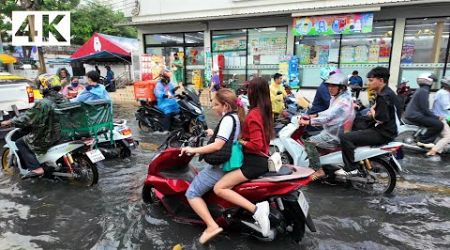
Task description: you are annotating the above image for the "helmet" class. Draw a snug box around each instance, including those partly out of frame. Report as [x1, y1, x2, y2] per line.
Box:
[37, 73, 62, 91]
[320, 65, 337, 81]
[324, 72, 348, 86]
[440, 76, 450, 87]
[159, 71, 171, 83]
[417, 73, 437, 86]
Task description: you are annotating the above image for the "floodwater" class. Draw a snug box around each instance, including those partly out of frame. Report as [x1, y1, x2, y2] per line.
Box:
[0, 104, 449, 250]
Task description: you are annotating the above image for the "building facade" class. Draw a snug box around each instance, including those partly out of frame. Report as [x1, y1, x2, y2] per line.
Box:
[129, 0, 450, 91]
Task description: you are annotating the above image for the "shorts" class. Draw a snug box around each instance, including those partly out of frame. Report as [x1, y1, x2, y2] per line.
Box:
[185, 165, 224, 199]
[241, 153, 268, 180]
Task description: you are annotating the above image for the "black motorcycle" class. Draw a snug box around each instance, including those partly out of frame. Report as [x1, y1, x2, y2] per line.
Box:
[135, 88, 207, 137]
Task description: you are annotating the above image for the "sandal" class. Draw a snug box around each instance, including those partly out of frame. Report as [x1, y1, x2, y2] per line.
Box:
[310, 169, 326, 181]
[199, 227, 223, 244]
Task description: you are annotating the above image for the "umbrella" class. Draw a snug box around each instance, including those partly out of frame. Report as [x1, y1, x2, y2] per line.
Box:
[0, 54, 17, 64]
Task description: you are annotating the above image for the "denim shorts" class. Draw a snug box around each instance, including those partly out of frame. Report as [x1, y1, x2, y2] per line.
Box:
[185, 165, 224, 199]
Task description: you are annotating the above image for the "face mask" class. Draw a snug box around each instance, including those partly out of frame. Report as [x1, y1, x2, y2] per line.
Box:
[71, 81, 79, 88]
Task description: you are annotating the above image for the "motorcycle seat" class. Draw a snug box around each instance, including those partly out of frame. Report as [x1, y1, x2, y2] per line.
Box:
[261, 165, 293, 177]
[254, 165, 314, 183]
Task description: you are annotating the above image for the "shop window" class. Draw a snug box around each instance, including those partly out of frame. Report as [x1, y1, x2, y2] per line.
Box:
[185, 32, 204, 44]
[186, 46, 205, 88]
[400, 17, 450, 88]
[145, 34, 184, 46]
[340, 20, 394, 85]
[212, 29, 248, 86]
[295, 35, 340, 87]
[247, 27, 287, 80]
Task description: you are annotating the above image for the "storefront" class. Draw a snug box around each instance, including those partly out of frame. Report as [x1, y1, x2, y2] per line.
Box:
[400, 17, 450, 89]
[133, 1, 450, 92]
[142, 32, 205, 88]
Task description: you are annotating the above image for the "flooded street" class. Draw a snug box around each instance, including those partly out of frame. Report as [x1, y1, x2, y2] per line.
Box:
[1, 104, 449, 250]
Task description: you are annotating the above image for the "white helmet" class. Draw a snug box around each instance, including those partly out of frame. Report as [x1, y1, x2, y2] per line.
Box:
[325, 72, 348, 86]
[440, 76, 450, 87]
[417, 73, 437, 86]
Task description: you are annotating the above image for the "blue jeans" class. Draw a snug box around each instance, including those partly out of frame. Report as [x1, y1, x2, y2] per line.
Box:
[185, 165, 224, 199]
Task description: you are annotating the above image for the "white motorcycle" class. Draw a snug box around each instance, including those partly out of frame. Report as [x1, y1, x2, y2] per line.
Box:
[96, 119, 138, 159]
[270, 116, 403, 194]
[1, 128, 103, 186]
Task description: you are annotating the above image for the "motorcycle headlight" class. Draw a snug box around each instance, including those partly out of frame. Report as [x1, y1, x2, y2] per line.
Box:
[193, 106, 202, 115]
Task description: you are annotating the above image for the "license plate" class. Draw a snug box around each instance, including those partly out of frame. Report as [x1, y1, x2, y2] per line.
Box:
[86, 149, 105, 163]
[297, 191, 309, 217]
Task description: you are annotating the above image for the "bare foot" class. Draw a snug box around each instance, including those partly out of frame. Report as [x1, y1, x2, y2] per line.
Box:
[426, 150, 437, 156]
[32, 167, 44, 175]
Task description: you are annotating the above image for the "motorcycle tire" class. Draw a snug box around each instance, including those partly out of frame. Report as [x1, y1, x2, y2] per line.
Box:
[138, 121, 154, 133]
[352, 157, 396, 195]
[71, 154, 99, 187]
[142, 184, 158, 204]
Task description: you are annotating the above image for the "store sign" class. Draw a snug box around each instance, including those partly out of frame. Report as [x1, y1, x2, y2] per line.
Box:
[292, 12, 373, 36]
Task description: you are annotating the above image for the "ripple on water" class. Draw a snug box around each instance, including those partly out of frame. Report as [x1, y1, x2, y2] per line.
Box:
[0, 232, 58, 250]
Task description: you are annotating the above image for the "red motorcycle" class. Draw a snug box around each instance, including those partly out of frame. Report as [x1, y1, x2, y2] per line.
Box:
[142, 133, 316, 242]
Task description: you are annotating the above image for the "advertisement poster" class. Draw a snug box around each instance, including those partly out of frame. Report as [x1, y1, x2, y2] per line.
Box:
[278, 55, 289, 77]
[317, 46, 330, 64]
[401, 44, 415, 64]
[378, 40, 391, 63]
[368, 44, 380, 63]
[140, 54, 165, 81]
[340, 46, 355, 64]
[204, 50, 212, 88]
[297, 44, 311, 64]
[293, 12, 373, 36]
[288, 56, 300, 88]
[212, 36, 246, 52]
[354, 45, 369, 63]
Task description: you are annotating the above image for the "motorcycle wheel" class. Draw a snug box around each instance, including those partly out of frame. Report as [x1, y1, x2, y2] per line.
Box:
[351, 157, 396, 195]
[142, 184, 158, 204]
[138, 121, 153, 133]
[1, 149, 14, 176]
[71, 155, 99, 187]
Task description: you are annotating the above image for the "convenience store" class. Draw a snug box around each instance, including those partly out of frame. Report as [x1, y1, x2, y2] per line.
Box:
[130, 0, 450, 91]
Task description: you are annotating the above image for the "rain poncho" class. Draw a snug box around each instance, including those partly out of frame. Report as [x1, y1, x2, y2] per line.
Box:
[310, 90, 355, 141]
[12, 91, 68, 154]
[270, 82, 287, 114]
[72, 84, 111, 102]
[154, 80, 180, 115]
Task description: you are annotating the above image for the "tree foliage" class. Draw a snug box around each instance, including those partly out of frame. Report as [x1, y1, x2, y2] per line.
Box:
[0, 0, 137, 45]
[71, 2, 137, 45]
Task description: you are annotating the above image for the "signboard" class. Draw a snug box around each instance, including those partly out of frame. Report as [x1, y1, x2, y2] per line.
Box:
[293, 13, 373, 36]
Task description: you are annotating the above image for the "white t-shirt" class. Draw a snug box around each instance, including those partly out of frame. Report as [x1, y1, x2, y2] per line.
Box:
[216, 113, 240, 142]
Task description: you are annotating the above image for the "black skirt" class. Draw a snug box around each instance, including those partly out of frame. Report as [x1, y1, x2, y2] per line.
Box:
[241, 153, 268, 179]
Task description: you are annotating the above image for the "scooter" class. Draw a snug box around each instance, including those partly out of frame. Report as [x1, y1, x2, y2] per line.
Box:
[96, 119, 138, 159]
[135, 89, 207, 135]
[270, 115, 403, 194]
[396, 119, 450, 154]
[1, 128, 102, 186]
[142, 132, 317, 242]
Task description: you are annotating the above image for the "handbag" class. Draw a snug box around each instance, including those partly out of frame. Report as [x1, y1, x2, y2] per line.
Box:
[201, 112, 237, 166]
[260, 151, 283, 172]
[222, 141, 244, 172]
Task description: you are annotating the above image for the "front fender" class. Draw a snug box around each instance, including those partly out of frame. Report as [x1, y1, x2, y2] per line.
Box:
[270, 138, 285, 153]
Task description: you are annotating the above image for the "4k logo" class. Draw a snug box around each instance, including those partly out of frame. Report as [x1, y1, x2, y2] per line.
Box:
[12, 11, 70, 46]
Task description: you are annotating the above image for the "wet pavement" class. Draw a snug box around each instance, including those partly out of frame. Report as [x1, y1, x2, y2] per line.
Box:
[0, 104, 449, 250]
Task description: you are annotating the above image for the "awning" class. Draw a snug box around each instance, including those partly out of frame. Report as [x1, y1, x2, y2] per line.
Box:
[70, 33, 138, 64]
[0, 54, 17, 64]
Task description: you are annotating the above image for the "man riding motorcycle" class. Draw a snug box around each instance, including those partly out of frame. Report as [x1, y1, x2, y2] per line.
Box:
[308, 65, 337, 115]
[0, 75, 67, 179]
[404, 73, 443, 144]
[154, 71, 180, 131]
[299, 72, 355, 179]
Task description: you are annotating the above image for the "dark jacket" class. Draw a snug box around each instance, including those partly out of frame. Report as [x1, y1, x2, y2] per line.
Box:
[404, 85, 437, 121]
[373, 86, 401, 139]
[308, 81, 331, 115]
[12, 91, 68, 154]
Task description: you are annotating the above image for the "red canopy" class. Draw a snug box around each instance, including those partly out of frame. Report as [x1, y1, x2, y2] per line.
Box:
[70, 33, 138, 63]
